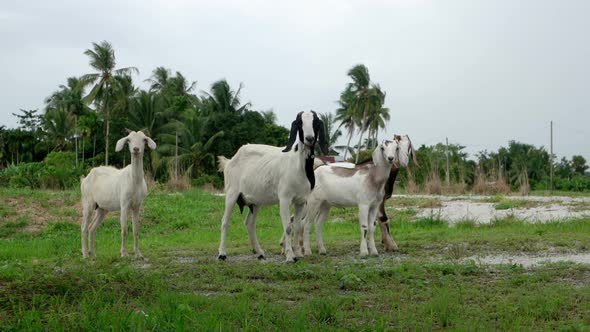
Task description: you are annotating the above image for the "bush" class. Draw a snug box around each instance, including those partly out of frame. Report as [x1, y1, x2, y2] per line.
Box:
[0, 152, 82, 189]
[554, 176, 590, 192]
[192, 174, 223, 189]
[40, 152, 82, 189]
[1, 162, 45, 188]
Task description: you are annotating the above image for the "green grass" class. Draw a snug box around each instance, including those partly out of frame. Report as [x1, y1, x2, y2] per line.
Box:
[1, 188, 590, 330]
[391, 196, 442, 209]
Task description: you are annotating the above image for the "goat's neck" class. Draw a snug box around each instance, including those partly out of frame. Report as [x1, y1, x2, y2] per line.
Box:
[293, 141, 316, 189]
[130, 154, 145, 184]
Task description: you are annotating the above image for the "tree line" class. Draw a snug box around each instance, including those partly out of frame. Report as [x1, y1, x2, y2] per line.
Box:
[0, 41, 588, 192]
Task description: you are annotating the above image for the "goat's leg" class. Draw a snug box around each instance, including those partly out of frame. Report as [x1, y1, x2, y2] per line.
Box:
[302, 218, 312, 256]
[131, 207, 143, 259]
[301, 196, 318, 255]
[81, 202, 93, 258]
[315, 204, 331, 256]
[244, 205, 265, 259]
[380, 221, 398, 252]
[88, 208, 107, 258]
[302, 198, 321, 255]
[292, 203, 305, 258]
[218, 192, 239, 260]
[368, 207, 379, 256]
[378, 199, 398, 251]
[119, 208, 129, 257]
[358, 205, 370, 257]
[279, 199, 296, 263]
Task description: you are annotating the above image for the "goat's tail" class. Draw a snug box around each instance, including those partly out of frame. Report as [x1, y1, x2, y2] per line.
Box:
[217, 156, 229, 173]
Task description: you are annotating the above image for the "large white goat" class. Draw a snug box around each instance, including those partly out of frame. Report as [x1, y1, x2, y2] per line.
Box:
[217, 110, 327, 262]
[80, 131, 156, 258]
[300, 136, 414, 256]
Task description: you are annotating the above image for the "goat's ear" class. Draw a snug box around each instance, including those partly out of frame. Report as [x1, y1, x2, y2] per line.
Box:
[283, 113, 302, 152]
[115, 137, 128, 152]
[406, 135, 419, 167]
[282, 120, 299, 152]
[145, 137, 157, 150]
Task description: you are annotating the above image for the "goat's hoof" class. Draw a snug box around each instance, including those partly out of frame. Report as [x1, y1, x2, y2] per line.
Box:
[218, 255, 227, 261]
[285, 257, 297, 263]
[319, 252, 327, 256]
[257, 254, 266, 260]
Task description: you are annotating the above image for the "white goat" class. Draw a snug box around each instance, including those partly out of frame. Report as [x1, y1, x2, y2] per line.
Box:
[80, 131, 157, 258]
[300, 136, 413, 256]
[217, 110, 327, 262]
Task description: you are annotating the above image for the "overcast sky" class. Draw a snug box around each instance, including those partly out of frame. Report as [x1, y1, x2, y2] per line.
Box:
[1, 0, 589, 161]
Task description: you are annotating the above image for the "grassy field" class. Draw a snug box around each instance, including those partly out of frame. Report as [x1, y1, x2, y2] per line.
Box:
[1, 188, 590, 331]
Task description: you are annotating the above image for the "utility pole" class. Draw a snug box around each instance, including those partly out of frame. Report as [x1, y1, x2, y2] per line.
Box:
[445, 137, 450, 186]
[550, 121, 554, 195]
[175, 131, 179, 180]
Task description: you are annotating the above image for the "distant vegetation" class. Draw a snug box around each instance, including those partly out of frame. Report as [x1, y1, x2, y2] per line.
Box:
[0, 41, 588, 192]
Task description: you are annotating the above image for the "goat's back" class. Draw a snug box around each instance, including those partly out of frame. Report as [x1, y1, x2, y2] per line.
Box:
[222, 144, 304, 205]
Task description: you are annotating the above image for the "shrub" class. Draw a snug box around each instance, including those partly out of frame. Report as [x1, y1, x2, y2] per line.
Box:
[192, 174, 223, 189]
[2, 162, 45, 188]
[41, 151, 82, 189]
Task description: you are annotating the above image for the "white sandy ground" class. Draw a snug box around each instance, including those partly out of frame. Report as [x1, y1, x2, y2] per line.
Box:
[389, 194, 590, 225]
[463, 253, 590, 268]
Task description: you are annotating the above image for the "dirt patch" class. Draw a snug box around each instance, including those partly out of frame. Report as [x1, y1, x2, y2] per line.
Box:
[388, 195, 590, 224]
[1, 195, 84, 234]
[465, 252, 590, 268]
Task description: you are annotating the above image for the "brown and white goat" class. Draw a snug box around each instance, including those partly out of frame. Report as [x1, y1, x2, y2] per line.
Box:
[300, 135, 415, 256]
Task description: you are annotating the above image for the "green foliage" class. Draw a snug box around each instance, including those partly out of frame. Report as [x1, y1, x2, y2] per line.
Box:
[1, 162, 44, 188]
[0, 152, 81, 189]
[41, 152, 82, 189]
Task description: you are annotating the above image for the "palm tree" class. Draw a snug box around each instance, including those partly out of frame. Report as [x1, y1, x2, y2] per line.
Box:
[335, 89, 360, 159]
[127, 91, 165, 174]
[337, 65, 389, 161]
[112, 74, 137, 117]
[158, 108, 224, 178]
[260, 110, 277, 124]
[80, 41, 138, 165]
[146, 67, 171, 93]
[365, 85, 389, 148]
[319, 112, 342, 155]
[45, 77, 90, 166]
[201, 79, 251, 114]
[44, 107, 74, 151]
[167, 71, 197, 97]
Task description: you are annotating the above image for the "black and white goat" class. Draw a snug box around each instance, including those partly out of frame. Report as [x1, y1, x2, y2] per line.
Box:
[217, 110, 327, 262]
[300, 135, 415, 256]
